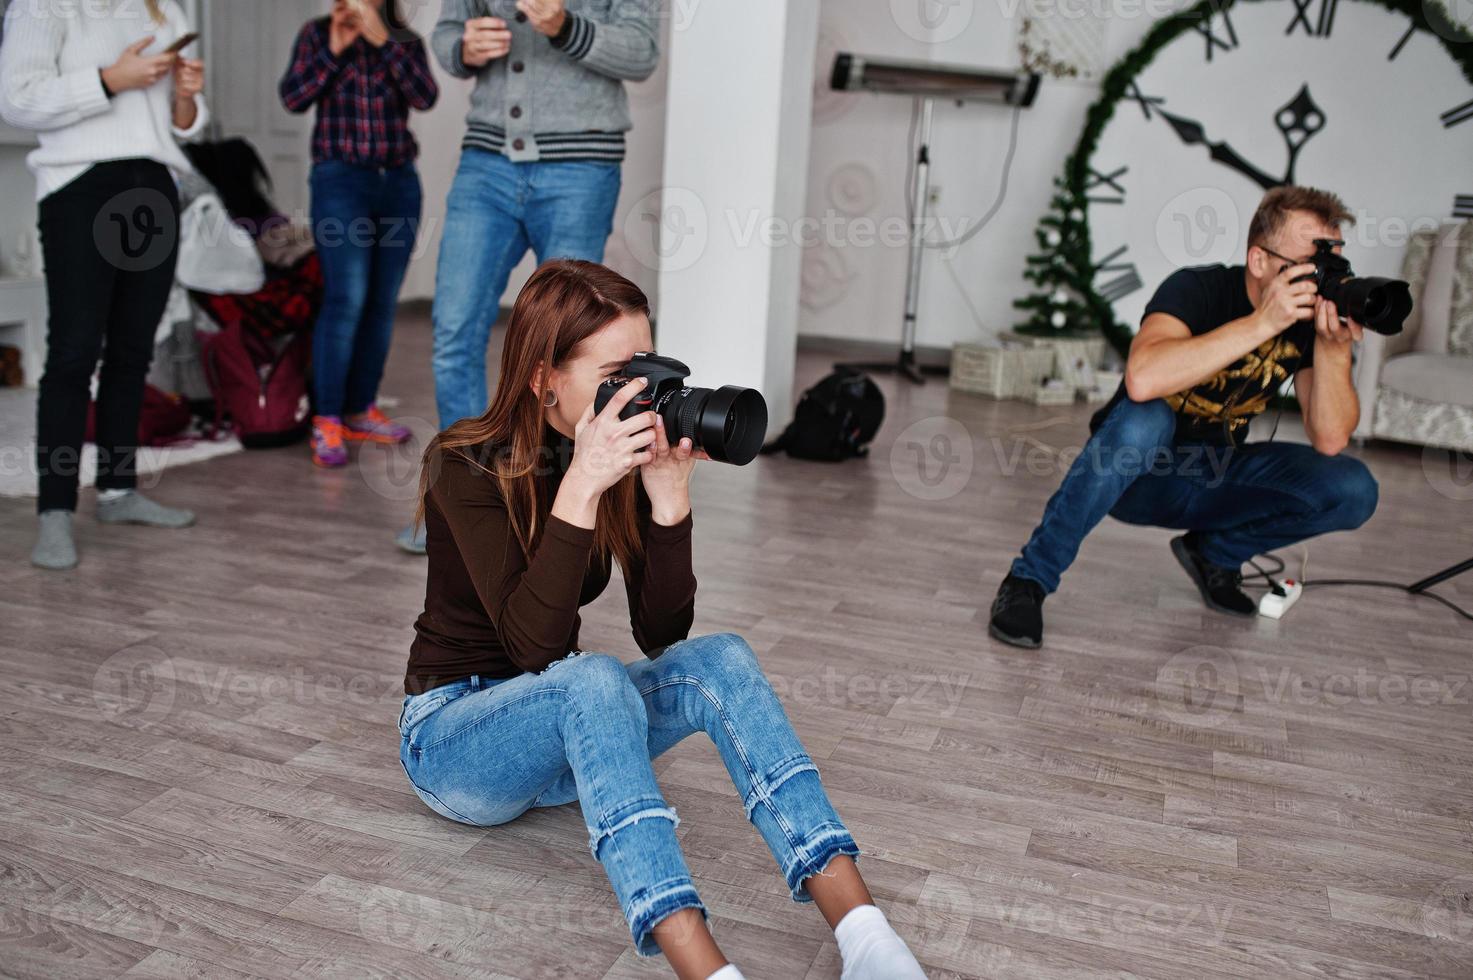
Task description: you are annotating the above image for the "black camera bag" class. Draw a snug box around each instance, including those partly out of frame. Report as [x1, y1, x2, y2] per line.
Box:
[760, 368, 884, 462]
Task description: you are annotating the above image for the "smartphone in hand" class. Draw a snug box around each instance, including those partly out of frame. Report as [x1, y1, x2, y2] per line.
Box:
[163, 32, 199, 55]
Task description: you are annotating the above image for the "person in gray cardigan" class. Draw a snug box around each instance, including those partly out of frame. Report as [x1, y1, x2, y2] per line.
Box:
[396, 0, 657, 554]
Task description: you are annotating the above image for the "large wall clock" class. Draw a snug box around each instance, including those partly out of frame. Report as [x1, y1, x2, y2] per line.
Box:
[1070, 0, 1473, 357]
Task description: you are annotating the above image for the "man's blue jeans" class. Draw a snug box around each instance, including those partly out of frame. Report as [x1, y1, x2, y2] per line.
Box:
[1012, 398, 1380, 593]
[308, 160, 423, 418]
[431, 149, 621, 427]
[398, 633, 859, 956]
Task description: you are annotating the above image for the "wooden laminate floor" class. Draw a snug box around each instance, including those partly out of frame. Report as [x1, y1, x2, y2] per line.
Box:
[2, 310, 1471, 979]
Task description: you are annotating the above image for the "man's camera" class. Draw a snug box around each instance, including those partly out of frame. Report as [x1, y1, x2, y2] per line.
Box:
[593, 352, 769, 466]
[1296, 238, 1412, 336]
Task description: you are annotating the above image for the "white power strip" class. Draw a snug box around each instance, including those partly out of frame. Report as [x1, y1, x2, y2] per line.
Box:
[1258, 578, 1305, 619]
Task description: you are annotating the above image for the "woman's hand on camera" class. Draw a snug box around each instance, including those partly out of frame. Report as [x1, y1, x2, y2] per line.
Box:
[640, 418, 708, 526]
[553, 378, 657, 529]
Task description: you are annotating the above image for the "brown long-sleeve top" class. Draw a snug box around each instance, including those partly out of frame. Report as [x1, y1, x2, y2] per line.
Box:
[405, 425, 697, 695]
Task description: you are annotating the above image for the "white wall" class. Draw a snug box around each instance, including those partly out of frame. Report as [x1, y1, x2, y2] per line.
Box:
[798, 0, 1471, 351]
[797, 0, 1181, 350]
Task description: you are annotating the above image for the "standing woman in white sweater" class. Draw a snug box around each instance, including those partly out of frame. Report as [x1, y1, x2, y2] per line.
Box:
[1, 0, 209, 569]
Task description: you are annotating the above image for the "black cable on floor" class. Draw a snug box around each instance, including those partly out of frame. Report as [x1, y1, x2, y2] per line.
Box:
[1300, 579, 1473, 622]
[1243, 553, 1472, 622]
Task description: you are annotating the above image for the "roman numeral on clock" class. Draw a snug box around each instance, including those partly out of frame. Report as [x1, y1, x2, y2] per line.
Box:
[1086, 165, 1127, 204]
[1455, 195, 1473, 220]
[1126, 81, 1164, 121]
[1193, 5, 1238, 61]
[1388, 23, 1415, 60]
[1287, 0, 1337, 37]
[1442, 99, 1473, 129]
[1095, 245, 1143, 302]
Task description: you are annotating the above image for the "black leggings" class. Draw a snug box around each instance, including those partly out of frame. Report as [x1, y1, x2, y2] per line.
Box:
[36, 159, 180, 513]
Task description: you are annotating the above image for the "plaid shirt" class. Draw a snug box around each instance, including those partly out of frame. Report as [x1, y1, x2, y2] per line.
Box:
[279, 19, 438, 168]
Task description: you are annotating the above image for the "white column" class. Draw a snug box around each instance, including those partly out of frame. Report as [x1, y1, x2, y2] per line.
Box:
[652, 0, 820, 430]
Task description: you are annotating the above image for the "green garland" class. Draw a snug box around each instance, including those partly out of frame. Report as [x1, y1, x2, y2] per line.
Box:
[1036, 0, 1473, 358]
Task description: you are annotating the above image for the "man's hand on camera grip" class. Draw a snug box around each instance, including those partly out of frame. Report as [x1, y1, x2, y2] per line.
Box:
[1256, 262, 1318, 335]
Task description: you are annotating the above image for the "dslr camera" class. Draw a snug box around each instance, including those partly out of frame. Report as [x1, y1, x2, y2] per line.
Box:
[1297, 238, 1413, 336]
[593, 352, 769, 466]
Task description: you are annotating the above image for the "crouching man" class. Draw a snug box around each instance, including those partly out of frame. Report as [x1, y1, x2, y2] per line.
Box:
[989, 186, 1379, 648]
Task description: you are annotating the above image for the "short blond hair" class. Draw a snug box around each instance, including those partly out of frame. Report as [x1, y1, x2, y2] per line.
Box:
[1247, 186, 1354, 248]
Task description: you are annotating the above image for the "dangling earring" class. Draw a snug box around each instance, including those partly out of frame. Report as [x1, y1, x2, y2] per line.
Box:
[542, 388, 558, 408]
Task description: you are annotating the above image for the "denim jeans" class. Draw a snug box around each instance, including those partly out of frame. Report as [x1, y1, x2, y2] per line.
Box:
[309, 160, 423, 418]
[1012, 397, 1379, 593]
[397, 632, 859, 956]
[430, 149, 620, 427]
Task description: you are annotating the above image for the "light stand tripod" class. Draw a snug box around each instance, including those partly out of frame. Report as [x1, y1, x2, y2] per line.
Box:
[836, 97, 948, 384]
[826, 55, 1040, 385]
[1408, 557, 1473, 595]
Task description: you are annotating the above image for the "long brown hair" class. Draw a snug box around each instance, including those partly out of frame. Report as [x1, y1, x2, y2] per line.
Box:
[416, 260, 648, 571]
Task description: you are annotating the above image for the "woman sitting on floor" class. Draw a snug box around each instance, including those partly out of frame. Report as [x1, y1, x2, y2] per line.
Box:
[397, 260, 925, 980]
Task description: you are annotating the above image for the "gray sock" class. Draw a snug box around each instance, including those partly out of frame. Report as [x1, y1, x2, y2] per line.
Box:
[31, 510, 78, 570]
[96, 490, 196, 528]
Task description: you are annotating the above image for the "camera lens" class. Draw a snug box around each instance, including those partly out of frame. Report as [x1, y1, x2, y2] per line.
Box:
[667, 385, 767, 465]
[699, 386, 768, 465]
[1333, 275, 1413, 336]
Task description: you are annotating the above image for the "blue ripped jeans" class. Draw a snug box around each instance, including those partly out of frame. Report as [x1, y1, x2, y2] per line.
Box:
[397, 632, 859, 956]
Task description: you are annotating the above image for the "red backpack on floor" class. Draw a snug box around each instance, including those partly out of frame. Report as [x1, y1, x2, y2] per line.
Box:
[200, 321, 311, 448]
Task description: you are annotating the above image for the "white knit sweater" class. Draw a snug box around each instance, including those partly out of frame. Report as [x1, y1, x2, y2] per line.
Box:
[0, 0, 210, 201]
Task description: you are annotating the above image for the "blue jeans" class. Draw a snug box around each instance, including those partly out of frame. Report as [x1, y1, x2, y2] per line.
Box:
[1012, 397, 1379, 593]
[309, 160, 423, 418]
[431, 149, 621, 427]
[397, 633, 859, 956]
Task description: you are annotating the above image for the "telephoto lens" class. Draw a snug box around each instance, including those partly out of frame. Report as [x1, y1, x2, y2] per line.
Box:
[1305, 238, 1413, 336]
[593, 353, 769, 465]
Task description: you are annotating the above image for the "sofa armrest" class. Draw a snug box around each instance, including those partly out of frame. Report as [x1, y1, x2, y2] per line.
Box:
[1352, 333, 1388, 440]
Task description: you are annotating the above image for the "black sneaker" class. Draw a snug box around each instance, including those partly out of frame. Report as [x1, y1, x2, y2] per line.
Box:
[989, 573, 1046, 648]
[1170, 534, 1257, 616]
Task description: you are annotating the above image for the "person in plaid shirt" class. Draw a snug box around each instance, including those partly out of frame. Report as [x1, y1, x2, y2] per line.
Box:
[280, 0, 438, 467]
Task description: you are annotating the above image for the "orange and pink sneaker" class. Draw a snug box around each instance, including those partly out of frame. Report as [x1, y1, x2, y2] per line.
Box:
[311, 415, 349, 467]
[344, 404, 412, 444]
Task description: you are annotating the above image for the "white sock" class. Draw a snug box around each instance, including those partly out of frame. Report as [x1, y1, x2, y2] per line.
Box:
[97, 489, 131, 502]
[835, 904, 926, 980]
[705, 965, 745, 980]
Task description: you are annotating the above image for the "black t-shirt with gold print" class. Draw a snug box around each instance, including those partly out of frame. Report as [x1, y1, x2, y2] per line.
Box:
[1090, 263, 1315, 446]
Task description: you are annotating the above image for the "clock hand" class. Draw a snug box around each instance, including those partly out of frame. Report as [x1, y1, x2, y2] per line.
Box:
[1275, 84, 1326, 184]
[1156, 108, 1282, 190]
